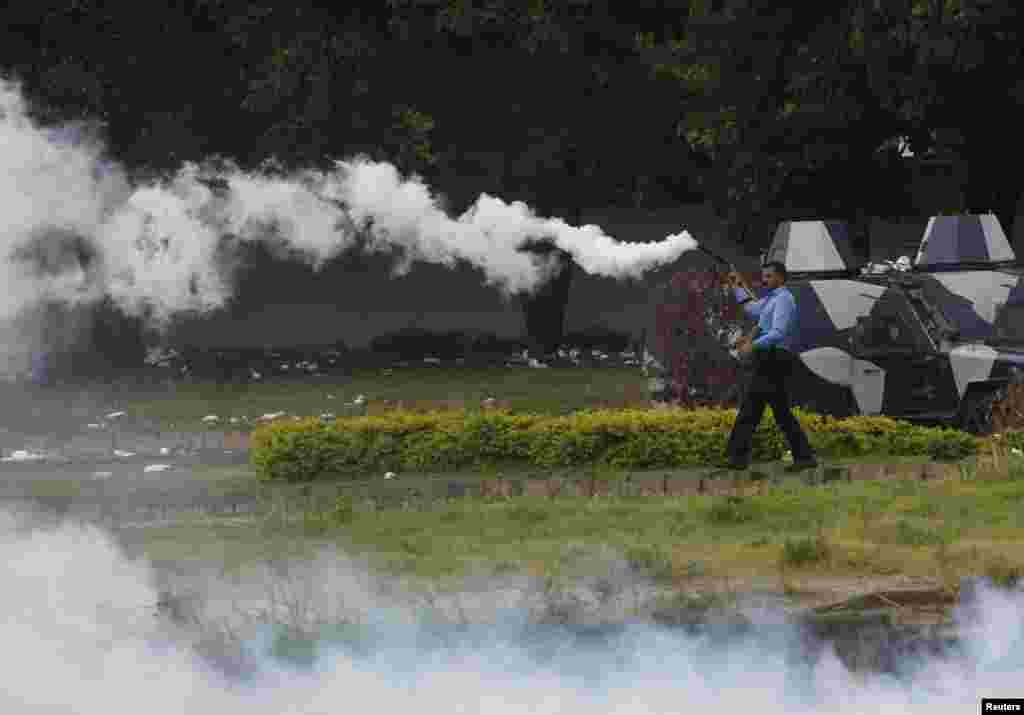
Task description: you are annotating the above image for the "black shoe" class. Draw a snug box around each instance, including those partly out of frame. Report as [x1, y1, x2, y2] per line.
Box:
[784, 460, 818, 473]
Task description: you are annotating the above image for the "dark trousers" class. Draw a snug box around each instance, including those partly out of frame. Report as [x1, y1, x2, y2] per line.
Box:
[726, 348, 815, 465]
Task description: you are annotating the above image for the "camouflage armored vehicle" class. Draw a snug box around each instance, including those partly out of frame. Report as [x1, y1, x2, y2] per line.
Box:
[653, 214, 1024, 435]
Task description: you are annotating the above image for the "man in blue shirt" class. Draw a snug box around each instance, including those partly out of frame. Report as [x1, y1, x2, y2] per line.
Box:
[721, 261, 817, 472]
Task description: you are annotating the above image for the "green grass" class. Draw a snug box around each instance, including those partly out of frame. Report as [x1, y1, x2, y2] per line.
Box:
[113, 367, 649, 430]
[122, 458, 1024, 597]
[781, 534, 830, 566]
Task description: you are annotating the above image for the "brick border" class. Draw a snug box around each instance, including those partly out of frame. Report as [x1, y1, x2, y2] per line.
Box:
[433, 461, 975, 502]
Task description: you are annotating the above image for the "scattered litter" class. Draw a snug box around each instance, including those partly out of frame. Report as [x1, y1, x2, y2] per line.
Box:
[384, 471, 396, 480]
[114, 450, 136, 458]
[86, 423, 103, 429]
[202, 415, 220, 423]
[229, 417, 239, 424]
[320, 413, 336, 420]
[144, 464, 172, 473]
[1013, 448, 1023, 456]
[159, 447, 170, 456]
[354, 395, 366, 405]
[2, 450, 46, 462]
[258, 412, 286, 421]
[106, 411, 126, 420]
[92, 471, 113, 479]
[326, 394, 335, 400]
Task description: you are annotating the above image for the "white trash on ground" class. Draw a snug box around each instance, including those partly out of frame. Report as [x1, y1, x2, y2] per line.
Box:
[2, 450, 46, 462]
[144, 464, 172, 473]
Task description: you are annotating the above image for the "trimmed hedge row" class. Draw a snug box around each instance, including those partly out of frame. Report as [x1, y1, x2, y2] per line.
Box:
[250, 407, 982, 483]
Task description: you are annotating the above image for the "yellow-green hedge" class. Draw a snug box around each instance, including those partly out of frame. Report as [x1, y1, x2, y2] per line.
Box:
[249, 407, 981, 482]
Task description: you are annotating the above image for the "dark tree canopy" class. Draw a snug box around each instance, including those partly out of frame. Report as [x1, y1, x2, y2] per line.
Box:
[3, 0, 1024, 354]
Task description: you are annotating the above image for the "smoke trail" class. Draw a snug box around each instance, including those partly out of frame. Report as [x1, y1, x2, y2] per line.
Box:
[1, 505, 1023, 714]
[0, 78, 697, 339]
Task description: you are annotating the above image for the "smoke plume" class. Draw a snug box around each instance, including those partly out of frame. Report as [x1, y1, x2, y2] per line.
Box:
[0, 78, 697, 347]
[1, 505, 1023, 714]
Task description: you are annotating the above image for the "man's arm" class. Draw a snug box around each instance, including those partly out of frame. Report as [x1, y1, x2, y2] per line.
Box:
[734, 286, 766, 318]
[752, 291, 795, 349]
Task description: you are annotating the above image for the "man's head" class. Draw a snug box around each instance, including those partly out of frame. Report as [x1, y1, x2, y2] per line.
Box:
[761, 261, 787, 290]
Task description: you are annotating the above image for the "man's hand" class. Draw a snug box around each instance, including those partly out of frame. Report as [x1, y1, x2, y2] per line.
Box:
[729, 271, 755, 298]
[737, 336, 754, 356]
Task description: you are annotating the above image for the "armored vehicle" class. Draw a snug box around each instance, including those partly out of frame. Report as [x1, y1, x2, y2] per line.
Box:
[654, 214, 1024, 435]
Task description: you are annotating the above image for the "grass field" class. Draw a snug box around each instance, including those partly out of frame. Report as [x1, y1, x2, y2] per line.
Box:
[36, 365, 1019, 624]
[112, 367, 651, 429]
[117, 455, 1024, 619]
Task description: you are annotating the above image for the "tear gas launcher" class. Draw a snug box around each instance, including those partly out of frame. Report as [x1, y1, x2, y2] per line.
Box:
[696, 245, 737, 270]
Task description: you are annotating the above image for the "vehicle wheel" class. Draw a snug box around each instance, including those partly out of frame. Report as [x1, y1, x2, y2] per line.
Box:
[958, 386, 1007, 436]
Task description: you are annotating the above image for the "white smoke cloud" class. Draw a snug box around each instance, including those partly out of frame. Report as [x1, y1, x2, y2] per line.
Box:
[0, 506, 1022, 714]
[0, 77, 698, 340]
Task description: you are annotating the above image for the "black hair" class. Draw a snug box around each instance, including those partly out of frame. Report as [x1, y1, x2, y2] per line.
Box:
[762, 261, 788, 281]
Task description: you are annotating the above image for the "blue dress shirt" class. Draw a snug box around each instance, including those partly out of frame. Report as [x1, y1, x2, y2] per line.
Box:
[734, 286, 798, 352]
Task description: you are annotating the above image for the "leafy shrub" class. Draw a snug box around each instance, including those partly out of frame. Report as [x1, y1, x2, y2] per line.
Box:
[925, 429, 980, 461]
[251, 406, 982, 482]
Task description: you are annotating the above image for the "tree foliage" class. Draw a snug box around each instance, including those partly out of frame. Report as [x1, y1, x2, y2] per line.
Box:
[4, 0, 1024, 351]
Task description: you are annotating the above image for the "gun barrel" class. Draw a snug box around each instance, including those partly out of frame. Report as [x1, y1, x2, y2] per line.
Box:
[697, 245, 733, 268]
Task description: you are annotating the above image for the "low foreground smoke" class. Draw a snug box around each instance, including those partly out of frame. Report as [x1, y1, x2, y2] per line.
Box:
[2, 505, 1023, 714]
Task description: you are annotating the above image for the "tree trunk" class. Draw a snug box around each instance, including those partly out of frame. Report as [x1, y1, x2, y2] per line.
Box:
[519, 243, 576, 356]
[519, 144, 582, 357]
